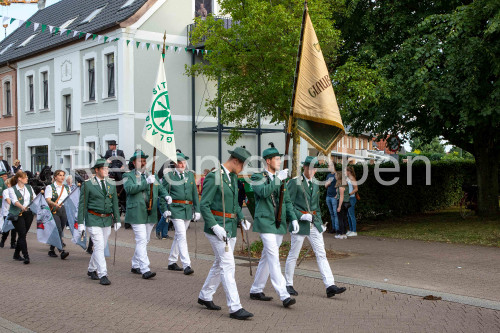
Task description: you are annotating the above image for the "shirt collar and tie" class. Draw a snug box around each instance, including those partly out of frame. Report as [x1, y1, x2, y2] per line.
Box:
[303, 173, 313, 191]
[175, 169, 185, 180]
[265, 169, 275, 181]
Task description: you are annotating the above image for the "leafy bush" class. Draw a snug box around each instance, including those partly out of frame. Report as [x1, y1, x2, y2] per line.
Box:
[316, 160, 477, 223]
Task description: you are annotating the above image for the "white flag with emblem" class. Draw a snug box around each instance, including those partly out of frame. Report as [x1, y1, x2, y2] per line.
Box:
[142, 57, 177, 162]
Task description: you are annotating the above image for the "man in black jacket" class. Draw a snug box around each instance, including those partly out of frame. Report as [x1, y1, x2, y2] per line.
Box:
[103, 141, 125, 181]
[0, 154, 10, 176]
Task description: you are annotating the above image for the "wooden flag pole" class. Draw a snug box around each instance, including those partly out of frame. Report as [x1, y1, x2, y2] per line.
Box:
[275, 1, 308, 225]
[148, 32, 167, 212]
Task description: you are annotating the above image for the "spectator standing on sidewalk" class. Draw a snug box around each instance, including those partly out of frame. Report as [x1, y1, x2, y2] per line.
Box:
[346, 166, 358, 237]
[335, 172, 349, 239]
[0, 175, 16, 249]
[325, 163, 338, 234]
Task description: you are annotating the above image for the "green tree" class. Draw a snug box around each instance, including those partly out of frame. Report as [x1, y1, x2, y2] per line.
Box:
[332, 0, 499, 217]
[410, 137, 446, 155]
[187, 0, 341, 174]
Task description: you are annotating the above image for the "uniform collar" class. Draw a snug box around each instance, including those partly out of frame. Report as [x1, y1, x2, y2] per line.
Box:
[265, 168, 275, 180]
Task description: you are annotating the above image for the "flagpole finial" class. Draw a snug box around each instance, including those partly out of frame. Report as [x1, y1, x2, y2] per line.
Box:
[162, 31, 167, 61]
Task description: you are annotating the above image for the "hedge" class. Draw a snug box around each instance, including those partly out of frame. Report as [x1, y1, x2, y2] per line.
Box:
[315, 160, 477, 222]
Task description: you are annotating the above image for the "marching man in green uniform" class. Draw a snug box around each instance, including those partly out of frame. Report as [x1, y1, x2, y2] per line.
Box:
[77, 159, 121, 285]
[164, 150, 199, 275]
[249, 144, 299, 308]
[284, 156, 346, 297]
[123, 150, 169, 280]
[198, 147, 254, 320]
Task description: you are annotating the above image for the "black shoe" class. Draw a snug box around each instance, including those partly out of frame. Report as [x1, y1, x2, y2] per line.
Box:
[162, 235, 172, 240]
[131, 267, 142, 274]
[283, 297, 296, 308]
[156, 231, 161, 239]
[326, 285, 346, 298]
[13, 253, 24, 261]
[287, 285, 298, 296]
[184, 266, 194, 275]
[142, 271, 156, 279]
[100, 276, 111, 285]
[198, 298, 221, 311]
[48, 250, 58, 258]
[250, 293, 273, 301]
[167, 263, 183, 271]
[0, 240, 4, 248]
[229, 308, 254, 320]
[23, 256, 30, 265]
[60, 251, 69, 260]
[62, 242, 66, 248]
[88, 271, 99, 280]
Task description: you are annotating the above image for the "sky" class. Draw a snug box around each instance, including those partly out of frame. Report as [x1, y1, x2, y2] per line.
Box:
[0, 0, 61, 42]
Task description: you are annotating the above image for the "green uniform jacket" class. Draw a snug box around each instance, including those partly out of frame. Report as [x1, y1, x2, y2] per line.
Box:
[201, 169, 244, 238]
[251, 171, 297, 235]
[77, 178, 120, 228]
[123, 171, 168, 224]
[9, 185, 34, 216]
[162, 170, 200, 220]
[0, 179, 6, 198]
[287, 176, 323, 235]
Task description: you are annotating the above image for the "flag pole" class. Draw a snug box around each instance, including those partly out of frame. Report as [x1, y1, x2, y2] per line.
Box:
[148, 32, 167, 212]
[275, 1, 308, 225]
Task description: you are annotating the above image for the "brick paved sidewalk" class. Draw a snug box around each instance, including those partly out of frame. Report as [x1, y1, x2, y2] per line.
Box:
[0, 232, 498, 333]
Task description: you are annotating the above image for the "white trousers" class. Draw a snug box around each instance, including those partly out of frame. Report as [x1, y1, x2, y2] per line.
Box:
[131, 223, 155, 274]
[199, 233, 242, 313]
[285, 227, 335, 288]
[250, 233, 290, 301]
[87, 226, 111, 278]
[168, 219, 191, 268]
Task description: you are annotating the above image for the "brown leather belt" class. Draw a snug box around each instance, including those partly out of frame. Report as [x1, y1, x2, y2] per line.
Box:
[300, 210, 317, 215]
[88, 210, 111, 218]
[211, 210, 236, 219]
[172, 199, 193, 205]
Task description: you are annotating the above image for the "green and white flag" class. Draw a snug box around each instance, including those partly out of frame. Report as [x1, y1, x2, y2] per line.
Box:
[142, 57, 177, 162]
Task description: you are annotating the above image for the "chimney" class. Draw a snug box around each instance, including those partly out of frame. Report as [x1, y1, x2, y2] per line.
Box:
[38, 0, 46, 10]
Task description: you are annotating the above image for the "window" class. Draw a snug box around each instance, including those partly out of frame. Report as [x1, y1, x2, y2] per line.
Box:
[60, 17, 77, 29]
[28, 75, 34, 111]
[31, 146, 48, 173]
[88, 59, 95, 101]
[4, 81, 11, 116]
[64, 94, 72, 131]
[42, 72, 49, 109]
[87, 141, 95, 164]
[5, 147, 11, 165]
[18, 34, 37, 48]
[356, 138, 359, 149]
[0, 43, 13, 55]
[106, 53, 115, 97]
[80, 6, 105, 24]
[121, 0, 137, 8]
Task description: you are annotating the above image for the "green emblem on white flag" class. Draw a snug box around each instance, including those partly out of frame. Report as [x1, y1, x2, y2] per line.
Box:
[142, 58, 177, 162]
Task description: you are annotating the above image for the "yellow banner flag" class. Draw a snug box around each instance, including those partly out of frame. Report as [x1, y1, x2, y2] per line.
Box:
[292, 9, 345, 155]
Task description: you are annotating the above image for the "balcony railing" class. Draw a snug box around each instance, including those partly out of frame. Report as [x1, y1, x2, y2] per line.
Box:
[187, 16, 235, 48]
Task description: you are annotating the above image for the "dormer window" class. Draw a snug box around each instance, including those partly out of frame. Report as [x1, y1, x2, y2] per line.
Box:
[80, 6, 105, 24]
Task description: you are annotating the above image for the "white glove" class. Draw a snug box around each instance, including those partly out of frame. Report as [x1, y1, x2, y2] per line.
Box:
[241, 220, 251, 231]
[165, 196, 172, 204]
[193, 212, 201, 221]
[78, 223, 85, 232]
[211, 224, 227, 242]
[276, 169, 289, 181]
[300, 213, 313, 222]
[146, 175, 156, 184]
[114, 222, 122, 231]
[291, 220, 299, 234]
[321, 224, 327, 233]
[163, 210, 171, 218]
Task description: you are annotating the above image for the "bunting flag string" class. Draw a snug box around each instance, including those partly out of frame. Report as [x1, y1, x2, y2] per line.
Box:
[0, 14, 213, 56]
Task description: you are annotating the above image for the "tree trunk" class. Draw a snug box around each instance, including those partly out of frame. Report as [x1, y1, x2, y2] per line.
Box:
[474, 140, 499, 218]
[291, 119, 301, 178]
